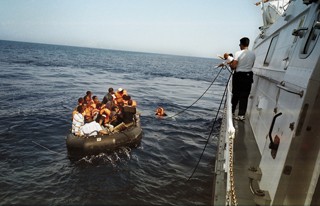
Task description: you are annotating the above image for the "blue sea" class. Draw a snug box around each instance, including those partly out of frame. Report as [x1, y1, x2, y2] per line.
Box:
[0, 40, 228, 205]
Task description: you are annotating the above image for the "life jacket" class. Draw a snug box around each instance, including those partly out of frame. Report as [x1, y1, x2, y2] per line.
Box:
[132, 100, 137, 107]
[91, 102, 97, 109]
[91, 108, 100, 120]
[155, 107, 166, 116]
[115, 90, 128, 104]
[99, 107, 111, 123]
[84, 105, 94, 122]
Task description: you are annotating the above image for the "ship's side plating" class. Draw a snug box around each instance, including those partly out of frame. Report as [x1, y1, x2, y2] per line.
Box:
[248, 0, 320, 205]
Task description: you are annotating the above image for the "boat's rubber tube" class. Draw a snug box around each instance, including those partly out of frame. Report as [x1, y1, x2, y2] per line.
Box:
[66, 122, 143, 156]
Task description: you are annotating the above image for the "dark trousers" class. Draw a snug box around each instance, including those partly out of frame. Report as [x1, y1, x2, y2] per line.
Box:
[232, 71, 253, 116]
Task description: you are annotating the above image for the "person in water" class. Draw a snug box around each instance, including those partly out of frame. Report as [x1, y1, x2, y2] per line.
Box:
[155, 107, 167, 116]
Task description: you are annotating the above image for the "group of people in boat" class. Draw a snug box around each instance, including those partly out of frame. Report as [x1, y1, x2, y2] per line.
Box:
[72, 87, 138, 137]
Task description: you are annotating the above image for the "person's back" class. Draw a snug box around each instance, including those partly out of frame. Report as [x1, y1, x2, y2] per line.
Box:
[122, 100, 136, 124]
[234, 49, 255, 72]
[80, 121, 106, 136]
[72, 105, 84, 135]
[228, 37, 256, 120]
[102, 87, 115, 104]
[72, 97, 84, 119]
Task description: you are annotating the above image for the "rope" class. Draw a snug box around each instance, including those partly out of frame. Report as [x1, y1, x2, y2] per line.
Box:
[187, 69, 233, 181]
[165, 66, 224, 119]
[32, 141, 64, 156]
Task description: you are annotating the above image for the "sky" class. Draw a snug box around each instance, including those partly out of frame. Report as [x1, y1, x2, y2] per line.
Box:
[0, 0, 263, 58]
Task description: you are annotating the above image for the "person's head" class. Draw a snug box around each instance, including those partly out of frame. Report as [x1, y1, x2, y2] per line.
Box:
[123, 95, 129, 101]
[108, 87, 114, 93]
[84, 95, 91, 103]
[77, 105, 84, 113]
[92, 96, 99, 103]
[86, 91, 92, 97]
[78, 97, 84, 105]
[128, 99, 133, 106]
[156, 107, 165, 115]
[239, 37, 250, 48]
[118, 88, 124, 94]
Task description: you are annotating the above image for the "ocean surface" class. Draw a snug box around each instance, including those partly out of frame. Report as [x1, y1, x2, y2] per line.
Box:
[0, 40, 229, 205]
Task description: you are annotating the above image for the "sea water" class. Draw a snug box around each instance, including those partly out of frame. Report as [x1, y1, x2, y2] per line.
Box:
[0, 40, 229, 205]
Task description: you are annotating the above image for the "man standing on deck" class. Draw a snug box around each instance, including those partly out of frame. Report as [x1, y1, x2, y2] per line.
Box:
[224, 37, 255, 121]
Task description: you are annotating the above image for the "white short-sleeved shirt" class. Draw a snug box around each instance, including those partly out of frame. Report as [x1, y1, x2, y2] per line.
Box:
[234, 49, 256, 72]
[72, 113, 84, 134]
[80, 121, 103, 136]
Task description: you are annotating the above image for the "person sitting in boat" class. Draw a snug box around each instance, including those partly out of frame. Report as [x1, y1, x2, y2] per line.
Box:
[95, 104, 114, 132]
[72, 97, 84, 119]
[122, 100, 137, 124]
[123, 95, 137, 107]
[79, 121, 109, 137]
[91, 102, 101, 121]
[83, 91, 93, 104]
[102, 87, 116, 105]
[72, 105, 85, 136]
[155, 107, 167, 116]
[109, 105, 121, 126]
[112, 100, 137, 132]
[115, 87, 128, 105]
[92, 95, 100, 108]
[116, 101, 124, 122]
[84, 101, 94, 123]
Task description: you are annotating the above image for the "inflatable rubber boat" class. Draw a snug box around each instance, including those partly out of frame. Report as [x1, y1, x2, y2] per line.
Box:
[66, 117, 143, 156]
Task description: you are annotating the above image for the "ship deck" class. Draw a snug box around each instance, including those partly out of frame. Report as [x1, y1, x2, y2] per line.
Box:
[213, 115, 261, 206]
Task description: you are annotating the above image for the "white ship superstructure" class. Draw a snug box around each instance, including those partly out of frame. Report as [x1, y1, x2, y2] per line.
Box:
[213, 0, 320, 205]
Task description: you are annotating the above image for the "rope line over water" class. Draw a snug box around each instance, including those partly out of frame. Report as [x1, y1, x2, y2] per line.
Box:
[165, 66, 225, 119]
[32, 140, 64, 156]
[187, 66, 232, 181]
